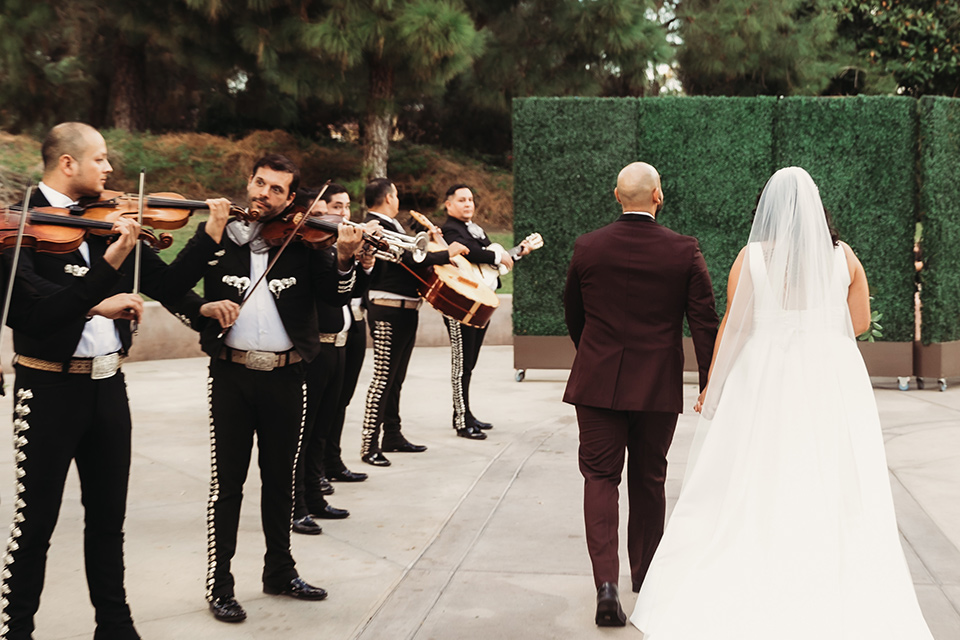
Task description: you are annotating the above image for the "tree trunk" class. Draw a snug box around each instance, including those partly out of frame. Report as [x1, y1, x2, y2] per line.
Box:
[111, 39, 147, 132]
[362, 61, 394, 180]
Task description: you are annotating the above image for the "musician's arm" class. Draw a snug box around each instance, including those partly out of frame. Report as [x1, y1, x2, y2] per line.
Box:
[3, 248, 123, 337]
[142, 221, 221, 303]
[161, 289, 211, 333]
[441, 225, 498, 265]
[313, 246, 355, 307]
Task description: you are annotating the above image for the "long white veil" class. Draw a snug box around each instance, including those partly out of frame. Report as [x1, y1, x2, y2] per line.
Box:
[688, 167, 855, 480]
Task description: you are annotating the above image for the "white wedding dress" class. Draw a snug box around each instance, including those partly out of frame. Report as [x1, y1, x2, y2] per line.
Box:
[631, 169, 935, 640]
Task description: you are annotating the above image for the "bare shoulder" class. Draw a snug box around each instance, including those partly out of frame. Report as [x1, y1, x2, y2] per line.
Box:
[838, 241, 864, 280]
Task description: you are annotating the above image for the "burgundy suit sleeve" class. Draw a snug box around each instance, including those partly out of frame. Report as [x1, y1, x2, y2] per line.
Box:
[685, 241, 719, 391]
[563, 247, 585, 348]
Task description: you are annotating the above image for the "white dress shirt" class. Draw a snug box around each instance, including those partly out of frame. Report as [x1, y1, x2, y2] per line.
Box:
[224, 248, 295, 352]
[622, 211, 656, 220]
[38, 182, 124, 357]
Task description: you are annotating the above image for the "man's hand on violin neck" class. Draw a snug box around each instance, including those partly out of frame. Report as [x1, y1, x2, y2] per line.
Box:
[200, 300, 240, 329]
[104, 218, 142, 269]
[90, 293, 143, 323]
[336, 222, 364, 269]
[204, 198, 232, 243]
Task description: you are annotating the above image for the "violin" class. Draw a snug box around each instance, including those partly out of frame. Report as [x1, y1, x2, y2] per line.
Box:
[0, 206, 172, 254]
[260, 209, 394, 254]
[78, 190, 247, 230]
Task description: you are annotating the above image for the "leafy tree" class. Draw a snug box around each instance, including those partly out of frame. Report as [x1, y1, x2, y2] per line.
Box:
[675, 0, 857, 96]
[838, 0, 960, 97]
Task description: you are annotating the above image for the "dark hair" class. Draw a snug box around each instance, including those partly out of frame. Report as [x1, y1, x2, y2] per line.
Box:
[251, 153, 300, 196]
[293, 187, 318, 209]
[41, 122, 98, 172]
[321, 183, 348, 203]
[823, 207, 840, 246]
[365, 178, 394, 208]
[445, 183, 473, 199]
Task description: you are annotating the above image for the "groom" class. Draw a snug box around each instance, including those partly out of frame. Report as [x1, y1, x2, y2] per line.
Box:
[563, 162, 718, 626]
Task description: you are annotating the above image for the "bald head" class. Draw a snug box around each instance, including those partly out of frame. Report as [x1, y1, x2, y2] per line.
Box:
[615, 162, 663, 215]
[41, 122, 100, 174]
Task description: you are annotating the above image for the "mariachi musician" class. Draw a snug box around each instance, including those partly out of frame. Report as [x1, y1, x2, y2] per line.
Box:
[1, 122, 231, 640]
[359, 178, 467, 466]
[439, 184, 536, 439]
[166, 155, 364, 623]
[291, 184, 374, 536]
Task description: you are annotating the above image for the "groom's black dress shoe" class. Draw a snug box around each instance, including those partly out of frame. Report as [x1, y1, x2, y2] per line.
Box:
[595, 582, 626, 627]
[209, 596, 247, 623]
[263, 577, 328, 600]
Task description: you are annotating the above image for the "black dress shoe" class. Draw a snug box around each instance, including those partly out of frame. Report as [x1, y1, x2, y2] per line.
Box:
[468, 418, 494, 430]
[209, 596, 247, 623]
[263, 577, 328, 601]
[319, 476, 334, 495]
[292, 515, 323, 535]
[361, 451, 391, 466]
[456, 425, 487, 440]
[312, 503, 350, 520]
[381, 435, 428, 453]
[595, 582, 626, 627]
[328, 468, 368, 482]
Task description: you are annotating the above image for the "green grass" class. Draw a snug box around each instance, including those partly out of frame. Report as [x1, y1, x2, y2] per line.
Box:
[489, 231, 514, 295]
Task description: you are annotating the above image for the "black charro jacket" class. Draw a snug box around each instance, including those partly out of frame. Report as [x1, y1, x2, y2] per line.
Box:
[168, 222, 355, 362]
[364, 212, 451, 298]
[3, 189, 220, 363]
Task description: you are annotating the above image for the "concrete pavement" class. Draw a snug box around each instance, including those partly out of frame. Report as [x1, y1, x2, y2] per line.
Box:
[0, 346, 956, 639]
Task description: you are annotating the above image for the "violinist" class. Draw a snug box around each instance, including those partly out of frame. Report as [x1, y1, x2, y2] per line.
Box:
[359, 179, 468, 466]
[166, 155, 364, 624]
[0, 122, 230, 640]
[292, 184, 373, 537]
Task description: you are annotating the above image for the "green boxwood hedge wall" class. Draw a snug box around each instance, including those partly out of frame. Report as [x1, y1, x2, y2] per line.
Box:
[512, 98, 640, 336]
[637, 96, 776, 316]
[513, 96, 932, 342]
[775, 96, 917, 342]
[919, 97, 960, 344]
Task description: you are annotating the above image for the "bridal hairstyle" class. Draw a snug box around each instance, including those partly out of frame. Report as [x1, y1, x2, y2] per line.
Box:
[689, 168, 856, 473]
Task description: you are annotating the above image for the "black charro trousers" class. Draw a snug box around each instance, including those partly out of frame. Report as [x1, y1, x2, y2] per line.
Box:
[443, 317, 487, 430]
[324, 318, 366, 474]
[205, 359, 306, 600]
[3, 366, 139, 640]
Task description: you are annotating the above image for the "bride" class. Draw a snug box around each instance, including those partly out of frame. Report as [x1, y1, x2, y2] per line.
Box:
[631, 167, 935, 639]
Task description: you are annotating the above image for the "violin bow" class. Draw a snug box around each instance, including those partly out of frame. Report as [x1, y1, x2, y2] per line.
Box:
[0, 186, 35, 396]
[130, 169, 146, 335]
[217, 181, 330, 339]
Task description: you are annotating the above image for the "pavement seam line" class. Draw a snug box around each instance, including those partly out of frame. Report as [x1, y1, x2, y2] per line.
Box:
[351, 416, 567, 640]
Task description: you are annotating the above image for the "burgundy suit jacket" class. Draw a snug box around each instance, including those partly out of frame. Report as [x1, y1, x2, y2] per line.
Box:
[563, 214, 719, 413]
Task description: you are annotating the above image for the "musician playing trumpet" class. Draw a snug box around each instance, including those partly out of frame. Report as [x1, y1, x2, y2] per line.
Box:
[359, 178, 467, 466]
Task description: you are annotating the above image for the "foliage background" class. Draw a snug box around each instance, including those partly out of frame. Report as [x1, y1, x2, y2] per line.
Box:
[512, 95, 941, 342]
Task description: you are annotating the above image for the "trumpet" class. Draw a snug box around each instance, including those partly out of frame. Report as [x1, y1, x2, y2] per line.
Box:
[341, 219, 428, 263]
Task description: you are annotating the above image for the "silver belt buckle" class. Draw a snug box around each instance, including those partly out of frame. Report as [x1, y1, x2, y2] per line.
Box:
[244, 350, 277, 371]
[91, 353, 121, 380]
[335, 331, 348, 347]
[351, 306, 364, 322]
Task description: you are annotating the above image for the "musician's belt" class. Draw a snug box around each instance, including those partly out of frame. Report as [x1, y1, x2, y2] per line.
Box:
[218, 347, 302, 371]
[318, 331, 349, 348]
[14, 352, 123, 380]
[369, 298, 422, 310]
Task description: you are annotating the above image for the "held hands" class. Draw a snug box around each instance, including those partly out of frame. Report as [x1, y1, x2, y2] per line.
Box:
[89, 293, 143, 323]
[336, 222, 365, 269]
[103, 217, 142, 269]
[200, 300, 240, 329]
[694, 388, 707, 414]
[447, 241, 469, 258]
[204, 198, 232, 243]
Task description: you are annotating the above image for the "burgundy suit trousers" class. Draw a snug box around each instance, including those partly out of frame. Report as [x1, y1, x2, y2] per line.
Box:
[576, 405, 678, 589]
